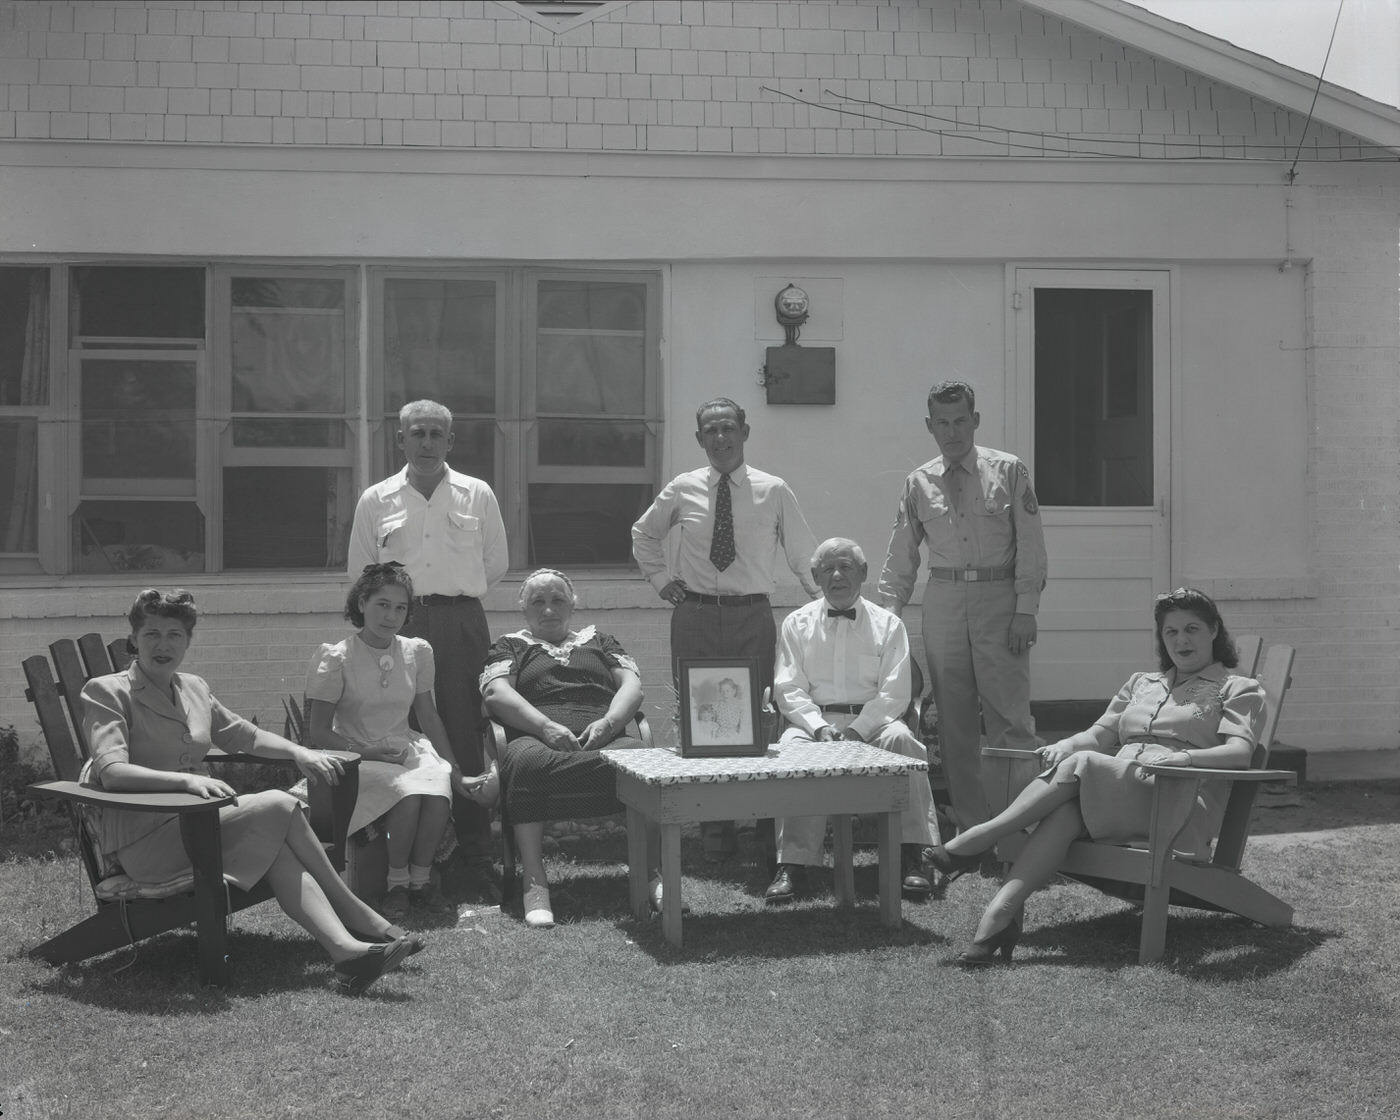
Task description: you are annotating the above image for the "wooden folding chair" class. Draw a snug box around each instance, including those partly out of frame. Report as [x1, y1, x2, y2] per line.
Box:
[982, 639, 1296, 964]
[23, 634, 359, 987]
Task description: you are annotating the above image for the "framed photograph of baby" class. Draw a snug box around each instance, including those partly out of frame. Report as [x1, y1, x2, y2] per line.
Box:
[677, 658, 768, 758]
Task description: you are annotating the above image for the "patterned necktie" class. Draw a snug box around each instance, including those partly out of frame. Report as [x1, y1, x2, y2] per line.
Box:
[710, 473, 736, 572]
[826, 608, 857, 620]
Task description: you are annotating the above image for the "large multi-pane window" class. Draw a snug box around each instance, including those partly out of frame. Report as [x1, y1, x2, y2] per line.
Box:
[0, 261, 660, 575]
[373, 267, 660, 568]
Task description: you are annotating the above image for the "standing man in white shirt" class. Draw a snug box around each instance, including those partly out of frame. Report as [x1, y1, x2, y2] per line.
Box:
[765, 538, 941, 904]
[347, 400, 508, 901]
[632, 397, 820, 860]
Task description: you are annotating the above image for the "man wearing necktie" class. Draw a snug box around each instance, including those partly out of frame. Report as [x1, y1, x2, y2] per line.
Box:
[632, 397, 820, 859]
[764, 538, 941, 904]
[877, 380, 1048, 835]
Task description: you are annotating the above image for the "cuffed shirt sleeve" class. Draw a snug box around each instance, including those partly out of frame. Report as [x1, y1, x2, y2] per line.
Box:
[1010, 458, 1048, 614]
[877, 477, 925, 610]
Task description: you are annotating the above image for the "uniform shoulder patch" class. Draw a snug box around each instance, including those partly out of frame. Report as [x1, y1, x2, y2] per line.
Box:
[1022, 485, 1040, 516]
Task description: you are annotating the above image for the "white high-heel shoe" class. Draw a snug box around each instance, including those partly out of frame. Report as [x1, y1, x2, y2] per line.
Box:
[523, 883, 554, 929]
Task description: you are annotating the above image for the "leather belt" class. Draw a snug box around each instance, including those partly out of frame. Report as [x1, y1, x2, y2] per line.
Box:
[414, 594, 478, 606]
[820, 703, 864, 715]
[683, 591, 770, 606]
[929, 566, 1014, 583]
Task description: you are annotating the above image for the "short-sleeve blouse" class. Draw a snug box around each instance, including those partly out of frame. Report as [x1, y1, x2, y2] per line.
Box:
[305, 635, 434, 745]
[1094, 663, 1265, 752]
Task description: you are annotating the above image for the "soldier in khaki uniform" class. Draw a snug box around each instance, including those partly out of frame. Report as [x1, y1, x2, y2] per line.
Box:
[877, 380, 1048, 831]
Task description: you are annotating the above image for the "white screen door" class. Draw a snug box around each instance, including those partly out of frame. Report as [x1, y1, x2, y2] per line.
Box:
[1011, 267, 1171, 700]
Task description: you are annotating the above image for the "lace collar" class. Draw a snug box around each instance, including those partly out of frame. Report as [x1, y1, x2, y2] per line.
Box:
[515, 624, 597, 664]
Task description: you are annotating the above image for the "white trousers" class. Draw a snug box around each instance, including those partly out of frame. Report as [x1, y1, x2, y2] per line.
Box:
[774, 715, 942, 868]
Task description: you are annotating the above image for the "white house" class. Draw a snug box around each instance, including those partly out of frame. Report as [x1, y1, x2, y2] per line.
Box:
[1, 0, 1397, 756]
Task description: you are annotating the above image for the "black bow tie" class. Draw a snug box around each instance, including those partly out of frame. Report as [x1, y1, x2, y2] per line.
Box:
[826, 607, 857, 620]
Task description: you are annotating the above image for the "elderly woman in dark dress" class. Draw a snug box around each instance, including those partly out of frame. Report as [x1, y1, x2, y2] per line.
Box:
[480, 568, 659, 929]
[929, 588, 1266, 966]
[80, 589, 418, 994]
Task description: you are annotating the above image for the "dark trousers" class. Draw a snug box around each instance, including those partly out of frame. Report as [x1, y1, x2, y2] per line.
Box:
[669, 597, 777, 692]
[402, 596, 493, 859]
[670, 596, 778, 863]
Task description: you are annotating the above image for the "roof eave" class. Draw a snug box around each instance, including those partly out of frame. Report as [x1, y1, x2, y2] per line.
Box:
[1021, 0, 1400, 154]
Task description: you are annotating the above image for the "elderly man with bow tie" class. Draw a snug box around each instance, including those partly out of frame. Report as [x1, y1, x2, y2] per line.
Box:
[763, 537, 943, 905]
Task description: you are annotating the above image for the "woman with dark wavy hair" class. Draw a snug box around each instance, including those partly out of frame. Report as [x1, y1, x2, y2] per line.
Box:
[80, 588, 417, 995]
[928, 588, 1266, 966]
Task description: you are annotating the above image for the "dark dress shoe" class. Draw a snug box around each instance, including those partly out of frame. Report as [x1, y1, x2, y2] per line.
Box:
[764, 864, 805, 905]
[900, 844, 932, 900]
[349, 923, 427, 956]
[334, 936, 414, 996]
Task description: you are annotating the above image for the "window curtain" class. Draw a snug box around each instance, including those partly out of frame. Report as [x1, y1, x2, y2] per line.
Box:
[2, 272, 46, 552]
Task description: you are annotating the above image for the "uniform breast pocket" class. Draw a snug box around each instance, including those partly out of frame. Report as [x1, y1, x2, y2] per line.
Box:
[973, 484, 1012, 518]
[915, 488, 951, 532]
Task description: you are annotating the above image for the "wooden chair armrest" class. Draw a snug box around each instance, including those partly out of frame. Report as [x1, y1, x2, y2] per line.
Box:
[1140, 764, 1296, 784]
[26, 779, 236, 814]
[982, 747, 1041, 760]
[205, 747, 359, 768]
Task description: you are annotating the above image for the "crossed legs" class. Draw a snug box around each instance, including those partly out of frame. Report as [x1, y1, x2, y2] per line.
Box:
[943, 765, 1088, 941]
[262, 805, 401, 963]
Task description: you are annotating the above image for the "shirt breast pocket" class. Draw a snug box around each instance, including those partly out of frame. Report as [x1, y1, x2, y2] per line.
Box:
[448, 511, 482, 539]
[377, 511, 410, 560]
[915, 487, 951, 528]
[973, 483, 1012, 518]
[856, 655, 884, 691]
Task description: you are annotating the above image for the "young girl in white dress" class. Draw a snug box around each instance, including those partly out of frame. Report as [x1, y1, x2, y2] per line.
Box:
[306, 563, 489, 919]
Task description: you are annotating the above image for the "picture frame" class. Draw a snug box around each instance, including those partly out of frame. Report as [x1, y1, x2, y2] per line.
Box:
[677, 657, 769, 758]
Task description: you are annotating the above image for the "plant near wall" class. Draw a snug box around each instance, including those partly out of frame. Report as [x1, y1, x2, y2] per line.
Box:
[0, 724, 55, 829]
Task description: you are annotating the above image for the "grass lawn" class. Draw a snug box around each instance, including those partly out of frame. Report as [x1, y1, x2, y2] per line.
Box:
[3, 781, 1398, 1120]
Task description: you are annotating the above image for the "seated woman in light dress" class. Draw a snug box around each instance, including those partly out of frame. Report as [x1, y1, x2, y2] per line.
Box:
[929, 588, 1266, 966]
[480, 568, 658, 930]
[306, 562, 496, 922]
[80, 589, 416, 995]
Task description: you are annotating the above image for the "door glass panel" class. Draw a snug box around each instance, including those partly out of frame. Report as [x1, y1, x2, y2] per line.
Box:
[0, 419, 38, 553]
[1034, 289, 1153, 506]
[223, 466, 352, 569]
[80, 359, 196, 487]
[231, 277, 345, 413]
[73, 500, 205, 572]
[527, 483, 652, 566]
[537, 419, 647, 467]
[383, 278, 497, 415]
[0, 267, 49, 404]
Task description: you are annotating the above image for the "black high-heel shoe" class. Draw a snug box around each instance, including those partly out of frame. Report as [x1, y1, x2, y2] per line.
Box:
[926, 843, 985, 882]
[956, 917, 1021, 967]
[334, 936, 414, 995]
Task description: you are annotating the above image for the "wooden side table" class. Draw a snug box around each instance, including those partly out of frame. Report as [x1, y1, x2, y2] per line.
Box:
[603, 740, 925, 948]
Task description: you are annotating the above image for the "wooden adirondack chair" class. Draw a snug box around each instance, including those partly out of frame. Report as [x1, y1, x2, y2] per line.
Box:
[23, 634, 360, 987]
[981, 638, 1296, 964]
[485, 712, 653, 905]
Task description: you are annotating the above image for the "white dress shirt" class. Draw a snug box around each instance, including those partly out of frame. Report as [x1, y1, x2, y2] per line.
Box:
[773, 595, 912, 742]
[346, 467, 508, 598]
[631, 463, 820, 597]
